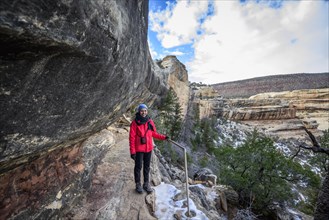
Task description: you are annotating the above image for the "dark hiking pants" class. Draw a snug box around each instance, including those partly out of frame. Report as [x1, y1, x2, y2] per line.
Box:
[134, 151, 152, 184]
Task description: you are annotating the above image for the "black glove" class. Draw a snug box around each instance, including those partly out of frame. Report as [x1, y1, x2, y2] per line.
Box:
[131, 154, 136, 161]
[165, 136, 170, 140]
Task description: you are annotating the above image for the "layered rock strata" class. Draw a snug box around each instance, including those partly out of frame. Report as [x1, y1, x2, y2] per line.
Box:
[189, 83, 329, 135]
[192, 86, 328, 140]
[218, 89, 328, 128]
[219, 98, 297, 121]
[250, 89, 329, 130]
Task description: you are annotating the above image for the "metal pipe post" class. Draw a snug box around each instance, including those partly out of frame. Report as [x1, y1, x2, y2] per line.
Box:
[168, 139, 190, 217]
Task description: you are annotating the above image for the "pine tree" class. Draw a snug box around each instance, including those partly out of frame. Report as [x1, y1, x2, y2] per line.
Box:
[158, 88, 182, 140]
[309, 129, 329, 176]
[170, 102, 183, 139]
[213, 130, 321, 216]
[154, 88, 183, 163]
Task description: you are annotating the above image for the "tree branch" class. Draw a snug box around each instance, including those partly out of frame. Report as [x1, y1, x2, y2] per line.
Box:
[303, 127, 321, 147]
[299, 145, 329, 155]
[291, 147, 301, 160]
[300, 127, 329, 156]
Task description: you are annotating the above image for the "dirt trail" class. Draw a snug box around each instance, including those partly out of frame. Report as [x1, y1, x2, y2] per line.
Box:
[68, 131, 156, 220]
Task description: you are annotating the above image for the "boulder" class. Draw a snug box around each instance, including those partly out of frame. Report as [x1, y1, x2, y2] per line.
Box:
[193, 168, 217, 186]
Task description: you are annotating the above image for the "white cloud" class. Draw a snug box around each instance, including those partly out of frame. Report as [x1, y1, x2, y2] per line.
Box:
[164, 50, 184, 56]
[149, 1, 209, 48]
[187, 0, 329, 83]
[148, 40, 183, 60]
[148, 41, 158, 59]
[149, 0, 329, 84]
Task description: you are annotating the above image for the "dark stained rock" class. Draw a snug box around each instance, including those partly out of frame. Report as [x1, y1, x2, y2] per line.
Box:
[0, 0, 167, 172]
[0, 129, 114, 219]
[0, 0, 170, 218]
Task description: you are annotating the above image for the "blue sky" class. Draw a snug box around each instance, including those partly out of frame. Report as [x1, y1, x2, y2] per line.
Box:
[148, 0, 329, 84]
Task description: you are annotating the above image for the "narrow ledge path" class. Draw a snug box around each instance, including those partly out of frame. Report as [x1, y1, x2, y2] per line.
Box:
[68, 130, 156, 220]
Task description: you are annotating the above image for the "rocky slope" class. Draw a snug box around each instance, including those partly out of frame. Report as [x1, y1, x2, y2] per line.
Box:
[212, 73, 329, 98]
[0, 0, 171, 218]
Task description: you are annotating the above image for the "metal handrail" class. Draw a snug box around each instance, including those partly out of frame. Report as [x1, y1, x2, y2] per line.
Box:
[168, 139, 190, 217]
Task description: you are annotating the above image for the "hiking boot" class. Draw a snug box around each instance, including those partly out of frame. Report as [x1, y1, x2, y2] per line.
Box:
[143, 182, 153, 194]
[136, 183, 143, 194]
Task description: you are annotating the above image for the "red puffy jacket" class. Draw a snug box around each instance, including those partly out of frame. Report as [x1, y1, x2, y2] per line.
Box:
[129, 119, 166, 154]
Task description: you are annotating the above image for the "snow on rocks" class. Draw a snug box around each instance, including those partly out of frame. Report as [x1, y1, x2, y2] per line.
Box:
[154, 182, 209, 220]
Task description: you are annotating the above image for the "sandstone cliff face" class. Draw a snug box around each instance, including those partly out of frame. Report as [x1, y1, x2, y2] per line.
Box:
[157, 55, 189, 117]
[220, 98, 297, 121]
[249, 89, 329, 131]
[222, 105, 297, 121]
[0, 0, 168, 169]
[191, 84, 328, 141]
[214, 88, 328, 140]
[0, 0, 169, 218]
[190, 84, 221, 119]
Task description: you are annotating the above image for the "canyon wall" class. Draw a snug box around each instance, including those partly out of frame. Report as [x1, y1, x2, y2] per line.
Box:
[0, 0, 170, 218]
[249, 89, 329, 131]
[194, 85, 328, 140]
[190, 84, 222, 119]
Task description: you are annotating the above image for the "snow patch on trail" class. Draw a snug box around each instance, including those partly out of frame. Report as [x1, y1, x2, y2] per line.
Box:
[154, 183, 209, 220]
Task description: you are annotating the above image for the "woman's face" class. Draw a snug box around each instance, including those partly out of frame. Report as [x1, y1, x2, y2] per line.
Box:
[139, 109, 148, 117]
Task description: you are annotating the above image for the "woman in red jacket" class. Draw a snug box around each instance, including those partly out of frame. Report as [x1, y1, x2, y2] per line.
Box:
[129, 103, 168, 194]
